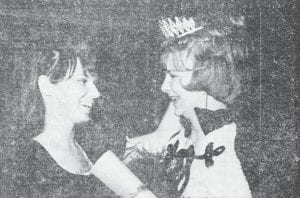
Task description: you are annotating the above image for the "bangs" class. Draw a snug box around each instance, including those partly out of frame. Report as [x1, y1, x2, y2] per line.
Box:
[161, 51, 189, 72]
[161, 37, 210, 72]
[47, 51, 77, 83]
[77, 44, 97, 79]
[80, 53, 97, 76]
[64, 55, 77, 80]
[47, 44, 97, 83]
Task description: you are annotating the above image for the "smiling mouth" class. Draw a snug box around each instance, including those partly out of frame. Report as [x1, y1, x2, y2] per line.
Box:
[81, 104, 92, 108]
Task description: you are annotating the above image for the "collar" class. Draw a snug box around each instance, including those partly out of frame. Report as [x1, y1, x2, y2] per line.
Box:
[180, 107, 235, 137]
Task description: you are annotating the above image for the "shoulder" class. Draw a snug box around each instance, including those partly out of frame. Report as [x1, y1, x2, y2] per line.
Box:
[204, 123, 237, 142]
[6, 137, 104, 197]
[214, 122, 237, 134]
[2, 137, 46, 196]
[14, 137, 40, 165]
[12, 138, 52, 178]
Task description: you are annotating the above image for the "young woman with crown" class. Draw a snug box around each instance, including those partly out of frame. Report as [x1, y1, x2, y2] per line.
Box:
[124, 14, 252, 198]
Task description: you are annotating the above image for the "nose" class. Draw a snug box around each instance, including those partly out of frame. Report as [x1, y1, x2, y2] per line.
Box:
[161, 74, 172, 93]
[89, 82, 101, 99]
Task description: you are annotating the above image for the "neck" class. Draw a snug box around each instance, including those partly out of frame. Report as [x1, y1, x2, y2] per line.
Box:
[38, 108, 76, 145]
[201, 94, 227, 111]
[184, 93, 227, 119]
[183, 93, 227, 139]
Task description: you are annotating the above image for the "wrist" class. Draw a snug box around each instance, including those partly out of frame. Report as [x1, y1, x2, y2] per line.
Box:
[129, 184, 156, 198]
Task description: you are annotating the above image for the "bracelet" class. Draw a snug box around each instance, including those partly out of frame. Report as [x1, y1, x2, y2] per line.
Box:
[128, 184, 148, 198]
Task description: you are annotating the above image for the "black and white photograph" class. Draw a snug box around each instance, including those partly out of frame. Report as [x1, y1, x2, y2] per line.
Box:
[0, 0, 298, 197]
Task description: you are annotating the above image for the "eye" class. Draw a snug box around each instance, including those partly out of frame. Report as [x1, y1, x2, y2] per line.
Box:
[170, 74, 177, 78]
[165, 71, 174, 77]
[77, 78, 87, 84]
[168, 72, 180, 79]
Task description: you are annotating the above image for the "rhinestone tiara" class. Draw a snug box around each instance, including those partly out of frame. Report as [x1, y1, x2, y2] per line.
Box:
[159, 17, 203, 38]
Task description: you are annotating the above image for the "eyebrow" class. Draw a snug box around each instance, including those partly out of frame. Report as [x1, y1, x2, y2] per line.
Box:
[167, 70, 193, 73]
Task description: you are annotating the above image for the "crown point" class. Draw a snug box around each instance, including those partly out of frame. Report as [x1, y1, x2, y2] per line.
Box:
[159, 16, 203, 39]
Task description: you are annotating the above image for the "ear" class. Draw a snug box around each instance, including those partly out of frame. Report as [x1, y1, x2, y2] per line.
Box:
[38, 75, 54, 96]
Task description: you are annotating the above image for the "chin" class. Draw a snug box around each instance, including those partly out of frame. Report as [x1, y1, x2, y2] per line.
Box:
[81, 115, 91, 122]
[174, 108, 184, 117]
[73, 114, 91, 124]
[173, 102, 185, 116]
[174, 107, 193, 119]
[80, 117, 90, 123]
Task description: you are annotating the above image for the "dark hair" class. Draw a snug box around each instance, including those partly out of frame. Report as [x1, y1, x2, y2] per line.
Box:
[160, 15, 248, 104]
[8, 41, 96, 136]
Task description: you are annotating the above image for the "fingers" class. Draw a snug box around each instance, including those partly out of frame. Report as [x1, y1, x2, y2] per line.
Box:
[124, 133, 165, 157]
[123, 145, 143, 164]
[123, 150, 138, 164]
[126, 136, 131, 143]
[125, 136, 143, 149]
[123, 137, 145, 164]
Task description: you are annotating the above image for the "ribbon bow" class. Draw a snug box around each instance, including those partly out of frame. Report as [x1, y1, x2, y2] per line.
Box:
[163, 140, 225, 195]
[166, 141, 225, 168]
[194, 142, 225, 167]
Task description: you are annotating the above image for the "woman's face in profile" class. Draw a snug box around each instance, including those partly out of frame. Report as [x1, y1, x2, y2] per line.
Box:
[161, 52, 203, 117]
[52, 57, 100, 124]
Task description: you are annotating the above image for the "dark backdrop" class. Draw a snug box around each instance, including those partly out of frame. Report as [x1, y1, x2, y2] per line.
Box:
[0, 0, 297, 197]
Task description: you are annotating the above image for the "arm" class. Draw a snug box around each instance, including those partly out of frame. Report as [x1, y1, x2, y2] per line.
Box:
[123, 102, 182, 163]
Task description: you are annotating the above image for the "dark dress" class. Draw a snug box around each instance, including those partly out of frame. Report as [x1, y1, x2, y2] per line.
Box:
[4, 138, 117, 198]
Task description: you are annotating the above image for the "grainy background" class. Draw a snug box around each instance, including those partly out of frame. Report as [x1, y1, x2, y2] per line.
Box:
[0, 0, 298, 197]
